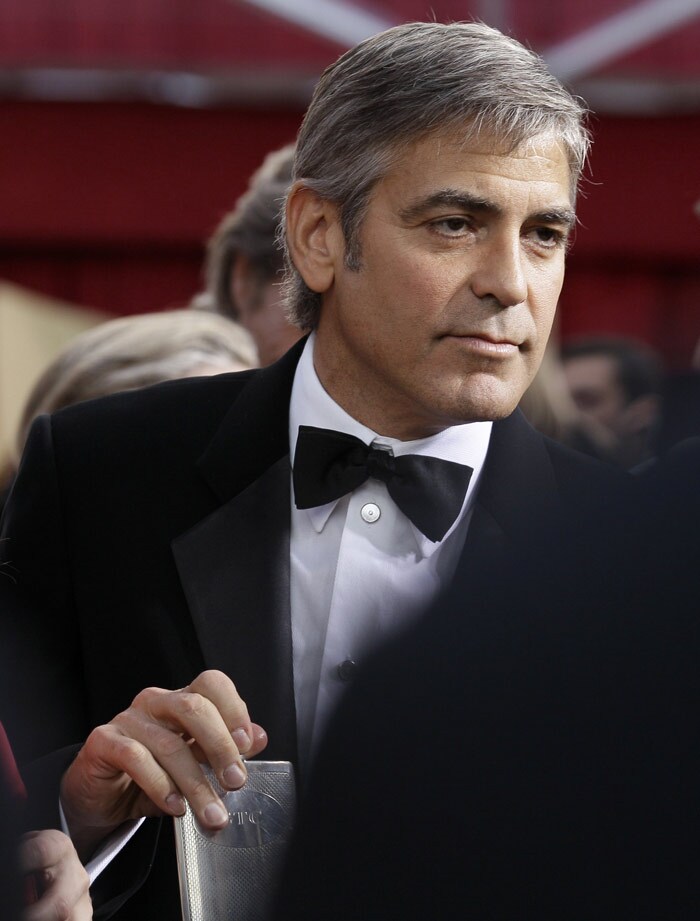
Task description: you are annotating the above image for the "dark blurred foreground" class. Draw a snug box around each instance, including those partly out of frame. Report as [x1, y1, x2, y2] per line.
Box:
[276, 434, 700, 920]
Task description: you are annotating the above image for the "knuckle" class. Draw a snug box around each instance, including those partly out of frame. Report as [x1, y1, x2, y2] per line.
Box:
[188, 775, 215, 803]
[209, 738, 235, 762]
[132, 685, 164, 709]
[111, 734, 148, 768]
[177, 690, 210, 720]
[197, 669, 236, 696]
[24, 829, 59, 867]
[151, 727, 187, 759]
[52, 895, 72, 921]
[85, 721, 115, 748]
[21, 835, 44, 869]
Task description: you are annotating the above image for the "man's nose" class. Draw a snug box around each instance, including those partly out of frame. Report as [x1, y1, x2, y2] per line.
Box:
[469, 234, 527, 308]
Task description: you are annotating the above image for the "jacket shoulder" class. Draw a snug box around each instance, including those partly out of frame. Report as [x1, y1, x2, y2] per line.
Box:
[46, 369, 258, 465]
[55, 369, 255, 435]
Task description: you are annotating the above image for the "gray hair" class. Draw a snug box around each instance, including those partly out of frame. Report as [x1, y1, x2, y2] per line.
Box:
[282, 21, 590, 330]
[206, 143, 295, 319]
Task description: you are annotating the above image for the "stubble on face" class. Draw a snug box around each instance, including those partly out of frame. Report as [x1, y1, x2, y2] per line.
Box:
[313, 129, 574, 439]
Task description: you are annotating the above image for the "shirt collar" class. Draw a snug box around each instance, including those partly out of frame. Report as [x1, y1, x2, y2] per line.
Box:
[289, 333, 492, 553]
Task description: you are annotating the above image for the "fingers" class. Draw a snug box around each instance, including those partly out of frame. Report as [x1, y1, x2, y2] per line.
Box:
[64, 670, 269, 838]
[188, 721, 268, 765]
[249, 723, 269, 758]
[20, 830, 92, 921]
[190, 669, 255, 752]
[123, 671, 253, 806]
[108, 711, 232, 829]
[66, 722, 186, 823]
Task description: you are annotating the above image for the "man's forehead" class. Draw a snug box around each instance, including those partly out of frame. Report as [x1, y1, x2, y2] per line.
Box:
[375, 128, 574, 210]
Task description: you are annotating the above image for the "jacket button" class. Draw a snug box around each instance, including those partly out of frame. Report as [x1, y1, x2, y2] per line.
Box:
[337, 659, 358, 681]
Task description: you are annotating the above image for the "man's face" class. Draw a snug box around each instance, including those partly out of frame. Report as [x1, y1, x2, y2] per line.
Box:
[563, 354, 627, 434]
[313, 128, 575, 439]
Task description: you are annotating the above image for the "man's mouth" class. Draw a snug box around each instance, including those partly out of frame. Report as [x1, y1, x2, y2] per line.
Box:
[444, 333, 522, 355]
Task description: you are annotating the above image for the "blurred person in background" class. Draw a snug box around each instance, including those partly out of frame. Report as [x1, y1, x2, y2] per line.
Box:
[202, 143, 303, 366]
[519, 339, 616, 461]
[650, 332, 700, 459]
[561, 336, 661, 468]
[0, 309, 256, 514]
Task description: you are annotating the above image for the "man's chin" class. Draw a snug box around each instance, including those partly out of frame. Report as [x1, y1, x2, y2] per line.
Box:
[449, 379, 524, 424]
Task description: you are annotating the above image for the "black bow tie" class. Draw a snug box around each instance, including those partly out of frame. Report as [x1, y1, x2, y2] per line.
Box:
[292, 425, 473, 542]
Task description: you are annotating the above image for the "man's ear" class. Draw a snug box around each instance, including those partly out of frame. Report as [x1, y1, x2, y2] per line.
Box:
[285, 182, 340, 294]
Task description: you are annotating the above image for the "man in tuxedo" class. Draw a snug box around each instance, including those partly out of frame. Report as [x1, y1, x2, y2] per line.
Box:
[0, 21, 619, 919]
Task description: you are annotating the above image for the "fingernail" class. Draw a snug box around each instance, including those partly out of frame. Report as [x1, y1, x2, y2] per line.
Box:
[203, 802, 229, 827]
[166, 794, 186, 816]
[232, 728, 251, 752]
[223, 762, 247, 789]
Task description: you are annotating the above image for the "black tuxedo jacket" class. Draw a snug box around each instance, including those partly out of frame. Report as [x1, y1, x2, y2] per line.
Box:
[0, 339, 621, 919]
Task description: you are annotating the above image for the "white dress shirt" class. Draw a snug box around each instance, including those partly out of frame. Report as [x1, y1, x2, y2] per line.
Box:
[289, 334, 492, 769]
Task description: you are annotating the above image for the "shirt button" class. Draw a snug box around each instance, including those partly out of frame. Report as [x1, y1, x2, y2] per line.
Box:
[360, 502, 381, 523]
[337, 659, 358, 681]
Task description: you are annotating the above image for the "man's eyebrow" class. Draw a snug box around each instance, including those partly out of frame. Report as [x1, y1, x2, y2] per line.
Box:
[398, 190, 501, 222]
[399, 191, 576, 230]
[531, 208, 577, 230]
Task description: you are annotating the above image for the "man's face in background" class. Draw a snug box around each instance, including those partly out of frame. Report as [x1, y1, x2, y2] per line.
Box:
[563, 353, 627, 435]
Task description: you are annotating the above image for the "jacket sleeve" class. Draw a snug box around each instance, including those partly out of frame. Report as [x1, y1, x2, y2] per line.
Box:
[0, 413, 88, 774]
[0, 414, 160, 919]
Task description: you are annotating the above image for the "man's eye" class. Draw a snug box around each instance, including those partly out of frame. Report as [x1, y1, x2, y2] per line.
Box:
[432, 217, 471, 235]
[531, 227, 566, 248]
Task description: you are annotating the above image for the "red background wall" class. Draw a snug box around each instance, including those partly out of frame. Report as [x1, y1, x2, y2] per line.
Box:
[1, 100, 698, 367]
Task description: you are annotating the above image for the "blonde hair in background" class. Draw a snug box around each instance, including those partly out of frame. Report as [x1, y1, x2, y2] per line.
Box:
[519, 341, 581, 443]
[15, 309, 257, 466]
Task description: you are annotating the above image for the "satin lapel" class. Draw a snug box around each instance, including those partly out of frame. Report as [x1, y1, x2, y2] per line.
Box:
[172, 457, 295, 759]
[197, 337, 306, 503]
[460, 409, 559, 572]
[171, 339, 307, 761]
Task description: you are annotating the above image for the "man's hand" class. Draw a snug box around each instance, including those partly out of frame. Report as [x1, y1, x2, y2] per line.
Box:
[20, 829, 92, 920]
[59, 670, 268, 860]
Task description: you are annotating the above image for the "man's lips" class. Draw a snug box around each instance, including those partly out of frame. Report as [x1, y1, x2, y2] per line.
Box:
[443, 333, 522, 355]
